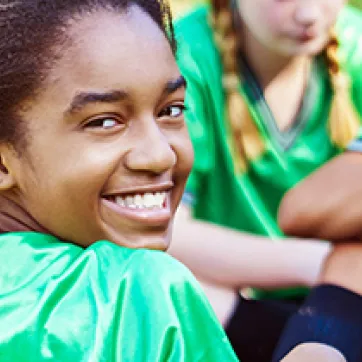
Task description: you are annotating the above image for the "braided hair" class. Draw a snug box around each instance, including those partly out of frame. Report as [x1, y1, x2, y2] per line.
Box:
[210, 0, 264, 172]
[324, 30, 360, 148]
[210, 0, 359, 172]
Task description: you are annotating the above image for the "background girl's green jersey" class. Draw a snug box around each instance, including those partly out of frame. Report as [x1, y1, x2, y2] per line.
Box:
[175, 6, 362, 299]
[0, 232, 237, 361]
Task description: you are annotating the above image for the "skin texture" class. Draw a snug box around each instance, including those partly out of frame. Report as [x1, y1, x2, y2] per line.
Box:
[238, 0, 346, 57]
[279, 152, 362, 295]
[281, 343, 346, 362]
[279, 152, 362, 241]
[0, 6, 193, 250]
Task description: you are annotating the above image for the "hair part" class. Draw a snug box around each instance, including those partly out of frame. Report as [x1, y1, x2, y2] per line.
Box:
[0, 0, 175, 148]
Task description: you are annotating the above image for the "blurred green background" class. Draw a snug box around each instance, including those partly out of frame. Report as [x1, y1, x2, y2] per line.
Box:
[350, 0, 362, 9]
[170, 0, 362, 16]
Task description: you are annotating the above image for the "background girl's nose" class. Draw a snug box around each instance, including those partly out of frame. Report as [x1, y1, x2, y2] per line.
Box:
[294, 4, 320, 26]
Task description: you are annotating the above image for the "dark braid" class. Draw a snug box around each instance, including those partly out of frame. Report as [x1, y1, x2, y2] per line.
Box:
[0, 0, 175, 147]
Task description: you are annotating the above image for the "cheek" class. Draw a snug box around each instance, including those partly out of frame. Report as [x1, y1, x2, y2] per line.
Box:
[242, 2, 284, 39]
[173, 130, 194, 178]
[28, 142, 119, 207]
[168, 130, 193, 211]
[263, 4, 292, 34]
[325, 0, 345, 24]
[24, 146, 120, 237]
[60, 147, 120, 195]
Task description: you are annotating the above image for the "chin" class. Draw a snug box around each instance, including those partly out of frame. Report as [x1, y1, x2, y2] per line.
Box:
[110, 233, 171, 251]
[140, 237, 170, 251]
[295, 39, 329, 56]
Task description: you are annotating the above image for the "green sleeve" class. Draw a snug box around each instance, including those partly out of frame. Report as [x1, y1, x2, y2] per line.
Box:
[0, 233, 237, 362]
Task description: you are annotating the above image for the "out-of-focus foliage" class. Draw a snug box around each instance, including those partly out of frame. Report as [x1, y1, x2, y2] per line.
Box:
[350, 0, 362, 10]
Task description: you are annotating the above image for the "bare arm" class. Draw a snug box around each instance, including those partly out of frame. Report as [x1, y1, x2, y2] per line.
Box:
[279, 152, 362, 241]
[278, 151, 362, 292]
[168, 204, 330, 290]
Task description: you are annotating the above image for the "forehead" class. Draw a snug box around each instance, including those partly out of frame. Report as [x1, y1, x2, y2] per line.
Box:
[44, 5, 178, 96]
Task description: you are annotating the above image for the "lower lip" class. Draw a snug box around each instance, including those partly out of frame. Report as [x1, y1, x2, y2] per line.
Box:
[297, 33, 315, 42]
[101, 196, 172, 226]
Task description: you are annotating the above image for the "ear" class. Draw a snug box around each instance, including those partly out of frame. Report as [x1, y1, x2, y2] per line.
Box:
[0, 146, 17, 191]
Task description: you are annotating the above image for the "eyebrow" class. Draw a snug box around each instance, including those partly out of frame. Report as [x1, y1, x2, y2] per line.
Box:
[163, 75, 187, 96]
[66, 90, 128, 115]
[65, 75, 186, 115]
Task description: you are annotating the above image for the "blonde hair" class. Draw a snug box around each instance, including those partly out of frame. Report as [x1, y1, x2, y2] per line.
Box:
[210, 0, 360, 173]
[324, 30, 360, 148]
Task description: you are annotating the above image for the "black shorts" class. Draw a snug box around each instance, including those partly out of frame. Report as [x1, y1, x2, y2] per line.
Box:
[225, 296, 303, 362]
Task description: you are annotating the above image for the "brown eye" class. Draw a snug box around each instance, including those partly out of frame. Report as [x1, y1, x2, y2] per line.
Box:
[158, 104, 186, 119]
[84, 117, 122, 129]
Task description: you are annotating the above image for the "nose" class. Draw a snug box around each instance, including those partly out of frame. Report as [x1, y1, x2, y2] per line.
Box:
[294, 3, 321, 27]
[124, 121, 176, 174]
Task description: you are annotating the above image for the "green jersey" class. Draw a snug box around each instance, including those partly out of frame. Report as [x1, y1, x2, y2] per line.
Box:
[175, 6, 362, 299]
[0, 232, 237, 361]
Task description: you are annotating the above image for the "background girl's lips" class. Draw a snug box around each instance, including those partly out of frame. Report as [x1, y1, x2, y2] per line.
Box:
[294, 27, 320, 42]
[297, 32, 315, 42]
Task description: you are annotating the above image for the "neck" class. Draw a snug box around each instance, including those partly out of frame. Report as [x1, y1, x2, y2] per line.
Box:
[240, 25, 311, 88]
[0, 194, 49, 234]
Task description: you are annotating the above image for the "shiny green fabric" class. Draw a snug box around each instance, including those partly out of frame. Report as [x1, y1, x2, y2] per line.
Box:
[175, 6, 362, 300]
[0, 232, 237, 361]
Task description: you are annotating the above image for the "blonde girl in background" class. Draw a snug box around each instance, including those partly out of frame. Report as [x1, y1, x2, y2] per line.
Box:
[170, 0, 362, 360]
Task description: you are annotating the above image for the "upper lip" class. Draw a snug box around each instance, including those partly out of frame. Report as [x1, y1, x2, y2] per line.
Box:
[296, 28, 317, 39]
[102, 181, 174, 197]
[298, 33, 314, 40]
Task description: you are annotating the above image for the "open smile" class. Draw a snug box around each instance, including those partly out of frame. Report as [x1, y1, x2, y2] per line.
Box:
[101, 184, 173, 226]
[110, 191, 168, 209]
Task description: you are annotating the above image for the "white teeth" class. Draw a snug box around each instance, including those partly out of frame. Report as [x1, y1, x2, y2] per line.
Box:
[114, 192, 167, 209]
[115, 196, 125, 207]
[144, 193, 154, 208]
[125, 196, 136, 209]
[156, 192, 164, 205]
[134, 194, 143, 208]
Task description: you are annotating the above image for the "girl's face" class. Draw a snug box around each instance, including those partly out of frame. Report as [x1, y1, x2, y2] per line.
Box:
[238, 0, 346, 56]
[5, 6, 193, 250]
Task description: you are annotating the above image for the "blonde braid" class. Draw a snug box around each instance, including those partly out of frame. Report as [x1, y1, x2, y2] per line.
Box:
[210, 0, 264, 173]
[325, 29, 360, 148]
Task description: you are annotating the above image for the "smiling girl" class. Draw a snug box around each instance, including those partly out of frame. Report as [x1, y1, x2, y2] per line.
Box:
[0, 0, 239, 360]
[170, 0, 362, 360]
